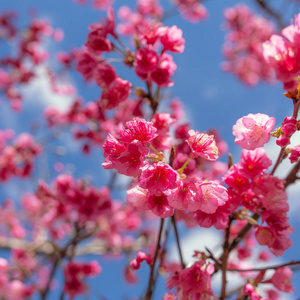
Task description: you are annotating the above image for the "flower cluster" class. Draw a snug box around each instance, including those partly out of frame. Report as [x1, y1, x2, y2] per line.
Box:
[0, 131, 41, 181]
[166, 260, 215, 299]
[102, 116, 228, 219]
[0, 13, 65, 110]
[63, 260, 101, 299]
[263, 13, 300, 90]
[0, 1, 299, 299]
[272, 116, 298, 148]
[222, 4, 275, 85]
[223, 148, 293, 256]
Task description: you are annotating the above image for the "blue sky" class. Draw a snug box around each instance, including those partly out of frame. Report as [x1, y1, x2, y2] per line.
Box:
[0, 0, 300, 299]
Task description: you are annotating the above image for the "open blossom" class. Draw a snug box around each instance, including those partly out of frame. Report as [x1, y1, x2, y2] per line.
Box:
[113, 141, 148, 177]
[232, 113, 275, 150]
[119, 117, 157, 144]
[238, 148, 272, 179]
[271, 267, 294, 293]
[139, 162, 179, 196]
[134, 46, 158, 74]
[168, 260, 215, 299]
[159, 25, 185, 53]
[197, 181, 228, 214]
[255, 225, 293, 256]
[126, 184, 174, 217]
[151, 53, 177, 87]
[100, 77, 131, 109]
[186, 130, 219, 160]
[167, 178, 203, 212]
[93, 62, 117, 87]
[102, 133, 126, 169]
[147, 193, 174, 218]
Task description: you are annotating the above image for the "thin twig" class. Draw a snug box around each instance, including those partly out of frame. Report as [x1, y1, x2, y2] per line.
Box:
[171, 215, 185, 269]
[254, 0, 285, 29]
[285, 160, 300, 188]
[213, 213, 260, 274]
[220, 217, 232, 300]
[145, 218, 165, 300]
[227, 259, 300, 272]
[40, 257, 60, 300]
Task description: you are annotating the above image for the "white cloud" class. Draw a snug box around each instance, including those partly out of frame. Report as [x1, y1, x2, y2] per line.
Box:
[21, 65, 74, 112]
[169, 226, 222, 264]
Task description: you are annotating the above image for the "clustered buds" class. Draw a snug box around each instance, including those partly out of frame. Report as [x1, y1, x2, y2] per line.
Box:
[272, 116, 298, 148]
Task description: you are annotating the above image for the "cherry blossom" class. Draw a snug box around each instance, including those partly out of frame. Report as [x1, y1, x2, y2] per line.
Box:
[232, 113, 275, 150]
[186, 130, 219, 160]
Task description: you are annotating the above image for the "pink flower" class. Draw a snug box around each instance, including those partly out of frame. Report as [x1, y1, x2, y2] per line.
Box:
[197, 181, 228, 214]
[93, 62, 117, 87]
[4, 280, 33, 300]
[255, 226, 293, 256]
[263, 34, 300, 90]
[147, 193, 174, 218]
[186, 130, 219, 161]
[102, 134, 126, 169]
[263, 14, 300, 90]
[167, 178, 203, 212]
[92, 0, 113, 10]
[64, 261, 101, 299]
[194, 206, 230, 229]
[271, 267, 294, 293]
[276, 116, 298, 148]
[159, 25, 185, 53]
[238, 148, 272, 179]
[126, 184, 148, 210]
[139, 162, 179, 196]
[75, 48, 98, 81]
[134, 46, 158, 74]
[100, 77, 131, 109]
[85, 30, 112, 55]
[178, 261, 214, 299]
[281, 116, 297, 136]
[119, 117, 157, 145]
[232, 113, 275, 150]
[151, 53, 177, 87]
[114, 141, 148, 177]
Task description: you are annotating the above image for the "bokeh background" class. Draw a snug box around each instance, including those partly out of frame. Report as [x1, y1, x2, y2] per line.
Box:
[0, 0, 299, 298]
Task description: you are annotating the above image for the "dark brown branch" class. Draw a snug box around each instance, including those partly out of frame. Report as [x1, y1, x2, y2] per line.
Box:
[285, 160, 300, 188]
[145, 218, 165, 300]
[254, 0, 285, 29]
[220, 217, 232, 300]
[171, 215, 185, 269]
[214, 213, 260, 274]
